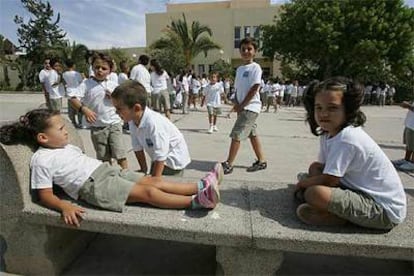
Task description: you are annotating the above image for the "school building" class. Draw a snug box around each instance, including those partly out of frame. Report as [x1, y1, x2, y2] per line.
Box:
[145, 0, 282, 78]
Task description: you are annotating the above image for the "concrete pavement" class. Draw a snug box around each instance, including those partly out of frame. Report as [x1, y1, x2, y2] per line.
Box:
[0, 93, 412, 275]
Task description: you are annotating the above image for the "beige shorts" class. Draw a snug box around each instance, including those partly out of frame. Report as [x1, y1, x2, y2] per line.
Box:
[207, 106, 222, 116]
[159, 89, 171, 111]
[403, 127, 414, 151]
[328, 186, 396, 229]
[79, 163, 142, 212]
[230, 110, 258, 141]
[90, 123, 127, 162]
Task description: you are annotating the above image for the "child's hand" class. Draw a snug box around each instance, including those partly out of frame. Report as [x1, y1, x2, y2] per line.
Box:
[83, 107, 97, 123]
[61, 202, 85, 227]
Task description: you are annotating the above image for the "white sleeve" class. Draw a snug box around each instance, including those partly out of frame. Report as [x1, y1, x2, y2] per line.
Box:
[31, 164, 53, 190]
[323, 142, 356, 178]
[149, 125, 168, 161]
[251, 64, 262, 86]
[130, 122, 143, 151]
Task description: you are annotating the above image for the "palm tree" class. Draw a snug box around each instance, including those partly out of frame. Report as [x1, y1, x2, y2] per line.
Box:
[150, 14, 221, 69]
[56, 41, 89, 72]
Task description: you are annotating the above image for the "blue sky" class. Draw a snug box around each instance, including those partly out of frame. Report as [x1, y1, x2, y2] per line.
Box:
[1, 0, 413, 50]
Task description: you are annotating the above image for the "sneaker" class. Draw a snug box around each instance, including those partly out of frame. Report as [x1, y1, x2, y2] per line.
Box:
[208, 126, 214, 134]
[202, 162, 224, 188]
[195, 180, 220, 209]
[246, 160, 267, 172]
[296, 203, 347, 226]
[213, 125, 218, 132]
[392, 159, 409, 167]
[221, 161, 233, 175]
[398, 161, 414, 172]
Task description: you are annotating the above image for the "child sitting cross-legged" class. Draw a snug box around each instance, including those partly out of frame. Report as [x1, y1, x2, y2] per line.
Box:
[0, 109, 222, 227]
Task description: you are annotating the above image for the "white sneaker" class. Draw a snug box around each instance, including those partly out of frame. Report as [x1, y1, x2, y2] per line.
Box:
[398, 161, 414, 171]
[208, 126, 213, 134]
[213, 125, 218, 132]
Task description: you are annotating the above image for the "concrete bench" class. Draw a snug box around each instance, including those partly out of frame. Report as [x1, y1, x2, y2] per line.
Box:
[1, 120, 413, 275]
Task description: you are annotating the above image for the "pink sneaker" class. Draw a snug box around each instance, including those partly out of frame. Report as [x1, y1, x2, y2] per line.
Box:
[202, 162, 224, 189]
[196, 181, 220, 209]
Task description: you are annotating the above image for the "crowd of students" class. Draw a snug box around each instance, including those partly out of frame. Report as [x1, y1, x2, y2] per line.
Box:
[0, 37, 408, 232]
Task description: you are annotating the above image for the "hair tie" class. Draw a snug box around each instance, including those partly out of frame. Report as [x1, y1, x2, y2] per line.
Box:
[19, 115, 29, 127]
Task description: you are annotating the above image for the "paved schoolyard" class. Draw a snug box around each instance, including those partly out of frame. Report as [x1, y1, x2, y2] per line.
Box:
[0, 93, 412, 275]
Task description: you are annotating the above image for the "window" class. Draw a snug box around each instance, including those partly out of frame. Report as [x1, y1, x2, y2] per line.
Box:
[198, 64, 205, 75]
[252, 26, 260, 40]
[234, 26, 241, 48]
[209, 64, 215, 72]
[244, 26, 251, 38]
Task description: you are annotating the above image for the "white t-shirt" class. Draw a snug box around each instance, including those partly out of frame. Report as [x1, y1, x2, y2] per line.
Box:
[79, 78, 122, 127]
[205, 82, 224, 107]
[30, 144, 102, 199]
[181, 76, 189, 93]
[130, 64, 152, 93]
[318, 126, 407, 224]
[150, 71, 169, 94]
[191, 78, 201, 94]
[129, 108, 191, 170]
[108, 72, 119, 85]
[404, 102, 414, 130]
[45, 70, 64, 99]
[118, 72, 129, 84]
[234, 62, 262, 113]
[63, 70, 83, 97]
[39, 69, 50, 83]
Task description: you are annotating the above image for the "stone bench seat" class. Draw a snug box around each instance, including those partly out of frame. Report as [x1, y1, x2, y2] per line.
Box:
[1, 120, 413, 275]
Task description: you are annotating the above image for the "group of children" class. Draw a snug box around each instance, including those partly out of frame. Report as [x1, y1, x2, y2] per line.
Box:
[0, 37, 407, 231]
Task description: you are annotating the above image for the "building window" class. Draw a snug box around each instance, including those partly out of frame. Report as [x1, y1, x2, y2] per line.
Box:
[198, 64, 205, 75]
[234, 26, 241, 48]
[244, 26, 251, 38]
[252, 26, 260, 40]
[209, 64, 214, 72]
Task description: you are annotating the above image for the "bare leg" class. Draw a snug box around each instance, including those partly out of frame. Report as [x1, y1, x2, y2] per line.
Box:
[213, 115, 217, 126]
[249, 135, 265, 162]
[117, 158, 128, 170]
[126, 184, 193, 208]
[208, 114, 213, 125]
[226, 139, 240, 166]
[138, 176, 198, 196]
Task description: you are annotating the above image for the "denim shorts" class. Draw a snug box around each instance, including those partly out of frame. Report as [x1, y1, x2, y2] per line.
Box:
[78, 163, 142, 212]
[328, 186, 396, 230]
[230, 110, 258, 141]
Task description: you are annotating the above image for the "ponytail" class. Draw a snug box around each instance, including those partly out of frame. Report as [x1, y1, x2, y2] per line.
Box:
[0, 109, 59, 148]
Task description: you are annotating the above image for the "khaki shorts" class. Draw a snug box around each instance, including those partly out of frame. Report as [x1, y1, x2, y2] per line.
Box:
[403, 127, 414, 151]
[159, 89, 171, 111]
[79, 163, 142, 212]
[90, 123, 127, 162]
[328, 186, 396, 229]
[230, 110, 258, 141]
[207, 106, 222, 116]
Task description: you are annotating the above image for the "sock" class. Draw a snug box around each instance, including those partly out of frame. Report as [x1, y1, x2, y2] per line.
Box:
[197, 180, 205, 191]
[191, 194, 202, 209]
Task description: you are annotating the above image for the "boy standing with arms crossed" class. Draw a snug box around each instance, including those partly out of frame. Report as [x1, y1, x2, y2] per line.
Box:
[221, 37, 267, 174]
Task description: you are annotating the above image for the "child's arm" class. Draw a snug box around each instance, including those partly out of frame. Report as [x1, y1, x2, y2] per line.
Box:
[69, 97, 97, 123]
[296, 174, 340, 190]
[151, 160, 165, 177]
[234, 83, 260, 112]
[37, 188, 85, 227]
[134, 150, 148, 174]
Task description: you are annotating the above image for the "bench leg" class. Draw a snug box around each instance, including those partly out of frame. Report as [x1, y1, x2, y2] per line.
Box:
[1, 219, 96, 275]
[216, 246, 284, 275]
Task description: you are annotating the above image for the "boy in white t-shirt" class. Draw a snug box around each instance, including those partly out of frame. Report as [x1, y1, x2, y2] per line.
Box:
[39, 58, 52, 108]
[69, 53, 128, 169]
[63, 59, 84, 128]
[221, 37, 267, 174]
[45, 58, 64, 112]
[111, 80, 191, 177]
[393, 101, 414, 171]
[204, 72, 224, 133]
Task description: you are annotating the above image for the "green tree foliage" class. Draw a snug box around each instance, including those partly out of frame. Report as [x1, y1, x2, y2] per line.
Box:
[147, 45, 186, 76]
[14, 0, 67, 87]
[150, 13, 221, 69]
[261, 0, 414, 87]
[211, 59, 234, 79]
[56, 41, 89, 74]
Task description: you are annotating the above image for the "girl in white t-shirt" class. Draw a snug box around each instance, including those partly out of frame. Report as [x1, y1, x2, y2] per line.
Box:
[0, 109, 222, 227]
[204, 72, 224, 133]
[296, 76, 406, 229]
[150, 59, 171, 119]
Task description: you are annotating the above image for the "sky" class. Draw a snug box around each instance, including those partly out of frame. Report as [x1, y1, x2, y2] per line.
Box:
[1, 0, 413, 50]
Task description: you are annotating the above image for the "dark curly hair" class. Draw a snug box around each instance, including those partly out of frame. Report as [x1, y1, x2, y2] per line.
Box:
[303, 77, 366, 136]
[0, 109, 60, 148]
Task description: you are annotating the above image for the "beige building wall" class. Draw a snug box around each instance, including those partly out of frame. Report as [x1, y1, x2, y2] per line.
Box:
[146, 0, 281, 78]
